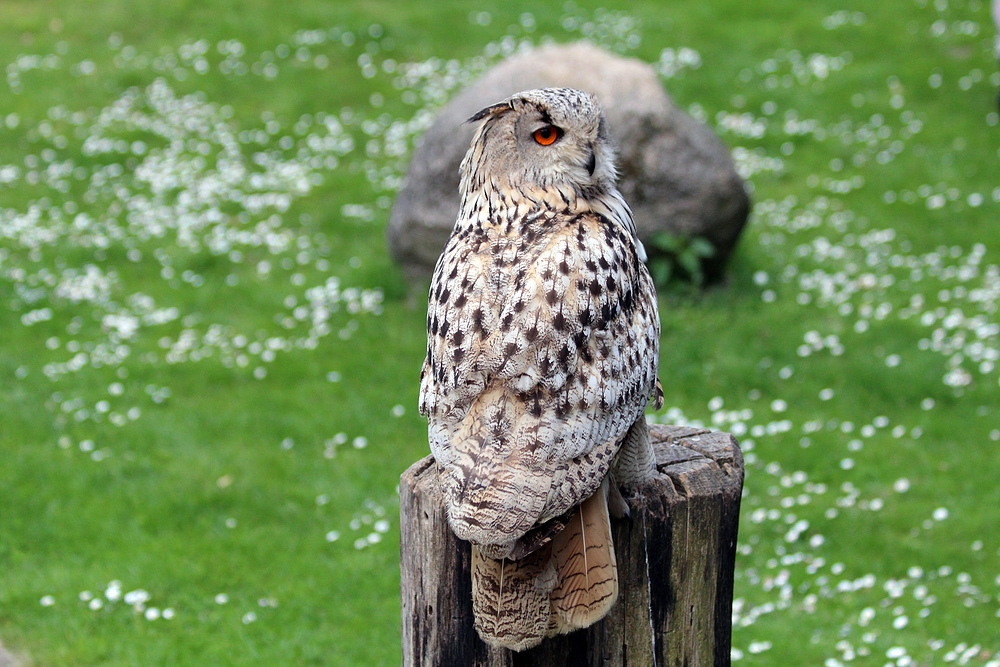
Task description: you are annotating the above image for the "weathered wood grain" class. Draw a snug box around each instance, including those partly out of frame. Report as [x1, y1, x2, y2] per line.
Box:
[400, 424, 744, 666]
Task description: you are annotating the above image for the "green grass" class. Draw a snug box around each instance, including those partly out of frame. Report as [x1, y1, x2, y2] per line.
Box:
[2, 0, 999, 665]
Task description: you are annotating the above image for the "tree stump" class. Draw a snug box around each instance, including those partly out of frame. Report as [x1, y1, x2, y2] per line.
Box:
[400, 423, 744, 667]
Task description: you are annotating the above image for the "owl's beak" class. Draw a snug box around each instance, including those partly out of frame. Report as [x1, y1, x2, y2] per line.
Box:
[585, 144, 597, 177]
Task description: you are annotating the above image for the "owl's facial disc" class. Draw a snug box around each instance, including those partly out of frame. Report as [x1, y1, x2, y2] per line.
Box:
[517, 111, 601, 186]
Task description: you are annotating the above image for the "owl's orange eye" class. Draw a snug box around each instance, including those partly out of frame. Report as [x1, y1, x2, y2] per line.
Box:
[533, 126, 561, 146]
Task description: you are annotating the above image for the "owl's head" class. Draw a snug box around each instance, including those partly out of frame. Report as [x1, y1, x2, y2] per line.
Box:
[461, 88, 618, 196]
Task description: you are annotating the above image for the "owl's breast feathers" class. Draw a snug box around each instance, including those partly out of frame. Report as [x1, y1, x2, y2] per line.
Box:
[419, 205, 659, 556]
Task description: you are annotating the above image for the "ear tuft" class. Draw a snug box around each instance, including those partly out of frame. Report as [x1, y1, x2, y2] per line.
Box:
[466, 100, 515, 124]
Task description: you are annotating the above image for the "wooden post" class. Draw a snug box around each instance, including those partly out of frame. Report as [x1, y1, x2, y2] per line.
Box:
[400, 424, 744, 667]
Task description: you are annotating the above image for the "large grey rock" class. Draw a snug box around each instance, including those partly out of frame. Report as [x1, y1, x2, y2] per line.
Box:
[387, 42, 750, 283]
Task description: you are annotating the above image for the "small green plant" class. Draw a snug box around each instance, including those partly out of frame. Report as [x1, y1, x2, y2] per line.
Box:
[646, 232, 716, 287]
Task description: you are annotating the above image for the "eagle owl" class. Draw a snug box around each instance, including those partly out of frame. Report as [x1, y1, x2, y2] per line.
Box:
[418, 88, 662, 651]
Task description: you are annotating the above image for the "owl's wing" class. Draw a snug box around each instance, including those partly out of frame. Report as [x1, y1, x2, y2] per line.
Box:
[419, 211, 659, 553]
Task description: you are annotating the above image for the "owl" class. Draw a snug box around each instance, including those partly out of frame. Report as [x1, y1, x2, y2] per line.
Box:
[418, 88, 662, 651]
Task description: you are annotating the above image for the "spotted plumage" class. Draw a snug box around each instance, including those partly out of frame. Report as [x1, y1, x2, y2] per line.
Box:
[418, 88, 661, 651]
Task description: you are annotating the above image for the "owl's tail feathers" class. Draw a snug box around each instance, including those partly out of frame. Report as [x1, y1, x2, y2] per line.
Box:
[471, 545, 553, 652]
[471, 479, 618, 652]
[548, 477, 619, 632]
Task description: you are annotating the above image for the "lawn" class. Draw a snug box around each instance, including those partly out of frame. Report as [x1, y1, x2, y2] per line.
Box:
[1, 0, 999, 665]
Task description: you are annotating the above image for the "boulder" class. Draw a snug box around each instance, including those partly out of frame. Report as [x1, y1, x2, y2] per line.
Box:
[387, 42, 750, 283]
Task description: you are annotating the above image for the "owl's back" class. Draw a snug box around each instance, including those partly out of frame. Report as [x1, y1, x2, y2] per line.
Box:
[419, 202, 658, 554]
